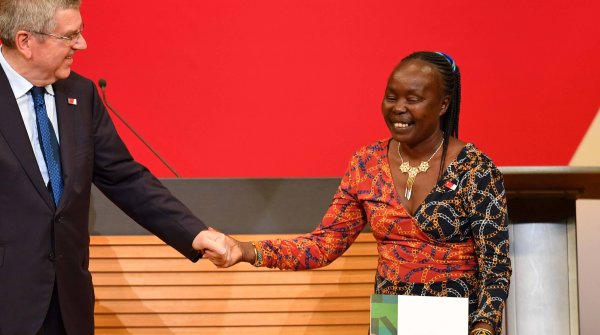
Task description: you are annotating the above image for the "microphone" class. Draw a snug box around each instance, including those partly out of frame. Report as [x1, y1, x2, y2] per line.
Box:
[98, 78, 181, 178]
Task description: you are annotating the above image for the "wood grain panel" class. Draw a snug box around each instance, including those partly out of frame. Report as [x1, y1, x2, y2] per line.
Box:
[94, 325, 369, 335]
[91, 242, 377, 258]
[95, 284, 373, 300]
[95, 311, 369, 327]
[91, 234, 377, 334]
[92, 270, 376, 286]
[90, 256, 378, 272]
[95, 298, 370, 313]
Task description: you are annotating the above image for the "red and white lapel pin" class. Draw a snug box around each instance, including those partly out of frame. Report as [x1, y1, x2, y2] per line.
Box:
[444, 180, 457, 191]
[67, 97, 77, 105]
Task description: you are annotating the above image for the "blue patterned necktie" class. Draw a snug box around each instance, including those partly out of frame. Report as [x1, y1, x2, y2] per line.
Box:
[31, 86, 63, 206]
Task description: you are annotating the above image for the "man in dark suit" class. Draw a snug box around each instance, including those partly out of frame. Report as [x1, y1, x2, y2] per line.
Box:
[0, 1, 224, 334]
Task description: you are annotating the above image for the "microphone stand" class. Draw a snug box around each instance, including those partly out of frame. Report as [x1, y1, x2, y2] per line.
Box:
[97, 79, 181, 178]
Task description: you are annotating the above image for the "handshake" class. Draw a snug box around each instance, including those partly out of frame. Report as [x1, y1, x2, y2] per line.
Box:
[191, 228, 257, 268]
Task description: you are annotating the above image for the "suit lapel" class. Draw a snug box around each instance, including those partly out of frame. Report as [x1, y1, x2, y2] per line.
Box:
[54, 83, 76, 211]
[0, 68, 54, 210]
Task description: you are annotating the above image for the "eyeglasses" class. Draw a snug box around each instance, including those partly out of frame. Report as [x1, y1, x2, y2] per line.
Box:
[30, 24, 84, 46]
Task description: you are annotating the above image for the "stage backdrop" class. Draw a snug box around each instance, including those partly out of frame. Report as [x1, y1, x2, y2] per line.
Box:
[72, 0, 599, 177]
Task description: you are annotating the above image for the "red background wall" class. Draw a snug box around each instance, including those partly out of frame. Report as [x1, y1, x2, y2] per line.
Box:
[73, 0, 599, 177]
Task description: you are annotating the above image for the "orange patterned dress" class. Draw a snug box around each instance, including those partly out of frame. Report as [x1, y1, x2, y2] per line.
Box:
[256, 139, 511, 333]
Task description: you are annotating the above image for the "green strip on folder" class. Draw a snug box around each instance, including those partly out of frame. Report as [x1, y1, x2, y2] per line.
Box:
[370, 294, 398, 335]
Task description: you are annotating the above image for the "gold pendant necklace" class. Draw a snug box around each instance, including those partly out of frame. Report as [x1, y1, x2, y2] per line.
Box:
[397, 139, 444, 200]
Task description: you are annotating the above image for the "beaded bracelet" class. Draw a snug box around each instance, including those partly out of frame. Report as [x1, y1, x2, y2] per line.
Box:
[470, 328, 493, 335]
[250, 241, 263, 267]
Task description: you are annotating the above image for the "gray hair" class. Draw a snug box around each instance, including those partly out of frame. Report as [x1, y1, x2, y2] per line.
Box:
[0, 0, 81, 48]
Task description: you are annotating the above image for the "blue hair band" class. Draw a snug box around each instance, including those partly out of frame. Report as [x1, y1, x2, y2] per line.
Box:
[435, 51, 457, 72]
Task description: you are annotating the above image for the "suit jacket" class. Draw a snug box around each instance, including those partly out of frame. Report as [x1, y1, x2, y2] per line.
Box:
[0, 68, 207, 335]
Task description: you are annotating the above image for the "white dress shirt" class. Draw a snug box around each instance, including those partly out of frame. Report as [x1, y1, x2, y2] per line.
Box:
[0, 46, 60, 186]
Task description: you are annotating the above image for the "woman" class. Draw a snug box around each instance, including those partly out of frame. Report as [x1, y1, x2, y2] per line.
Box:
[205, 51, 511, 335]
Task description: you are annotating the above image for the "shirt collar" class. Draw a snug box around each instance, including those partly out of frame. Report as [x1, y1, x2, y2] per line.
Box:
[0, 45, 55, 99]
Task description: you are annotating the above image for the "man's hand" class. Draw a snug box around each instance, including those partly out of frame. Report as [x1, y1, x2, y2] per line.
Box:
[192, 228, 246, 268]
[192, 228, 227, 255]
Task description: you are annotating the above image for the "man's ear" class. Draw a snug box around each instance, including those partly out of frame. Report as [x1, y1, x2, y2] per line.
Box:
[14, 30, 34, 59]
[439, 95, 450, 116]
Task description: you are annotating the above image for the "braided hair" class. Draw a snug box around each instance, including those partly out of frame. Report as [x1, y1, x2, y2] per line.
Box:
[400, 51, 461, 178]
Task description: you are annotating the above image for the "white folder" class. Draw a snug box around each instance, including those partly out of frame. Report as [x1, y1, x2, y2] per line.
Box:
[370, 294, 468, 335]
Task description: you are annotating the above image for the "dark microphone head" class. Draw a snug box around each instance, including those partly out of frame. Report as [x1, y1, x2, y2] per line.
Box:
[98, 78, 107, 89]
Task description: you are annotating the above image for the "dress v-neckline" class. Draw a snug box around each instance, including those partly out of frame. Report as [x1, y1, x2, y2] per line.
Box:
[382, 139, 471, 217]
